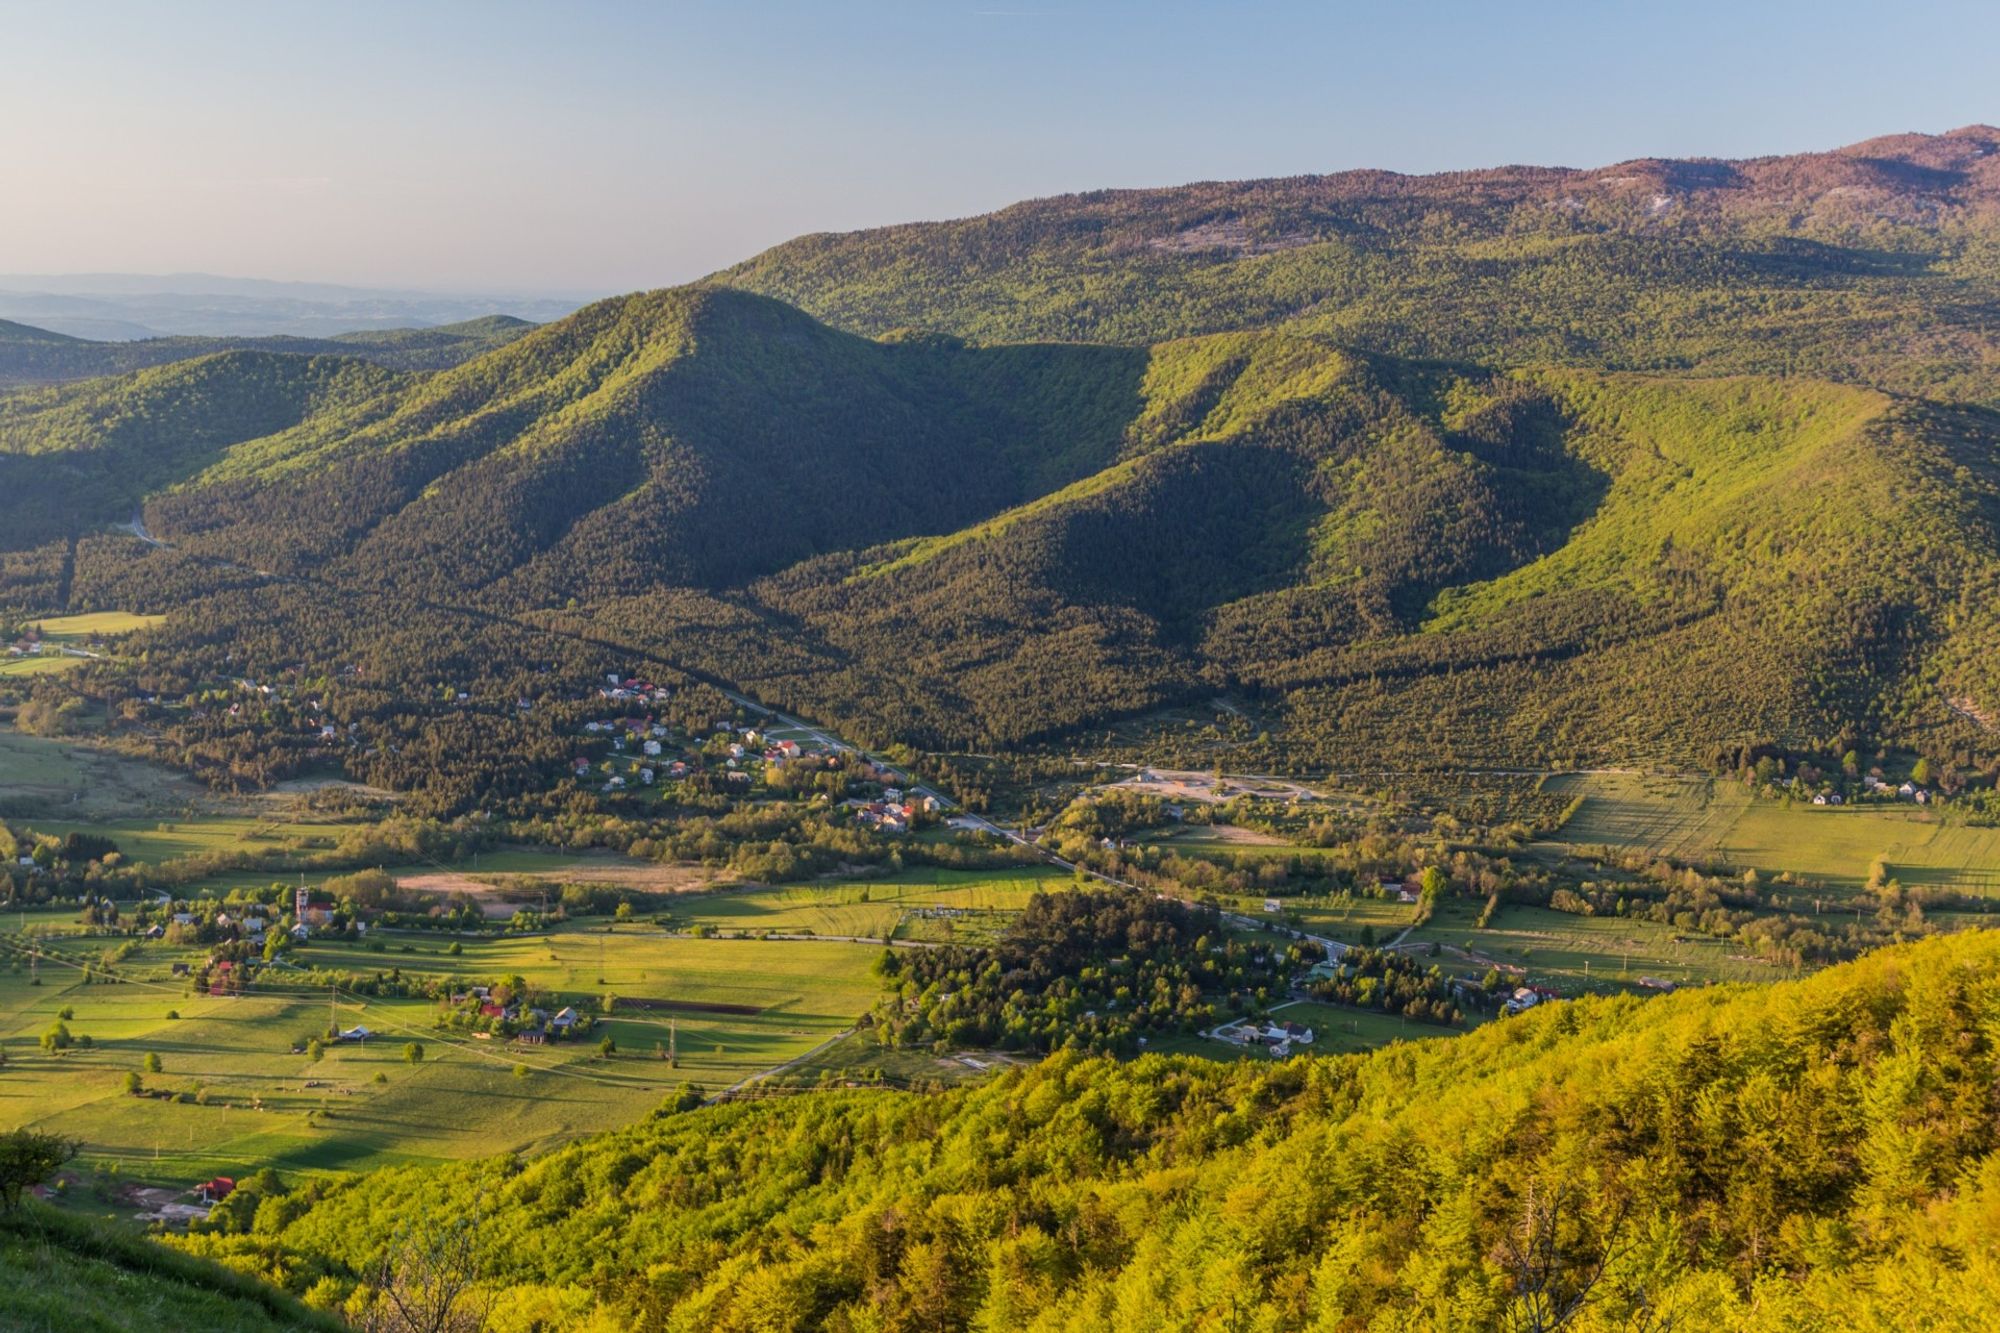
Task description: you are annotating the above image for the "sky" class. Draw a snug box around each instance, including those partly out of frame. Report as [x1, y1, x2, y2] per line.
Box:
[3, 0, 1995, 296]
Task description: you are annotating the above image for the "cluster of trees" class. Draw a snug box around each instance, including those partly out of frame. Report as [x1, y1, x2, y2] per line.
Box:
[164, 931, 2000, 1329]
[1305, 946, 1466, 1025]
[868, 887, 1309, 1054]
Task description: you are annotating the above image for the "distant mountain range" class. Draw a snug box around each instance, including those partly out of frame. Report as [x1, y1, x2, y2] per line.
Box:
[6, 126, 2000, 768]
[0, 312, 538, 388]
[0, 272, 586, 341]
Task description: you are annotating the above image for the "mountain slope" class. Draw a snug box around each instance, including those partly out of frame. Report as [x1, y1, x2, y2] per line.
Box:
[714, 353, 2000, 758]
[719, 125, 2000, 405]
[131, 288, 1150, 600]
[10, 131, 2000, 779]
[0, 351, 409, 547]
[10, 279, 2000, 770]
[169, 929, 2000, 1330]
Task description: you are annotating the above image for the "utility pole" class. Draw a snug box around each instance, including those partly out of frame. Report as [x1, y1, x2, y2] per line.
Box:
[668, 1019, 677, 1066]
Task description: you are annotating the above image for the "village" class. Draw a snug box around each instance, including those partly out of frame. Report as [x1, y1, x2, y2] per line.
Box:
[570, 674, 940, 832]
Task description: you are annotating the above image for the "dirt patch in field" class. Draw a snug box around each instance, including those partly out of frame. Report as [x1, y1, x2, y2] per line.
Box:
[1105, 767, 1326, 807]
[394, 860, 722, 909]
[393, 872, 540, 917]
[560, 862, 724, 891]
[1183, 824, 1291, 846]
[619, 997, 763, 1016]
[263, 777, 401, 801]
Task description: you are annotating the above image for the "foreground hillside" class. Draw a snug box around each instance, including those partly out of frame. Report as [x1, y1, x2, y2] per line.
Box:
[0, 1204, 339, 1333]
[174, 930, 2000, 1330]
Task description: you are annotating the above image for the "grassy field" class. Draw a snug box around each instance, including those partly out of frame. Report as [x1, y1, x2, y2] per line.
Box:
[1271, 1000, 1465, 1055]
[0, 918, 885, 1188]
[1135, 828, 1350, 860]
[0, 1204, 339, 1332]
[0, 729, 218, 822]
[33, 815, 355, 865]
[0, 652, 83, 677]
[1547, 772, 2000, 895]
[28, 612, 168, 639]
[3, 612, 166, 678]
[1403, 897, 1787, 994]
[1218, 889, 1420, 943]
[766, 1027, 1016, 1090]
[660, 865, 1063, 942]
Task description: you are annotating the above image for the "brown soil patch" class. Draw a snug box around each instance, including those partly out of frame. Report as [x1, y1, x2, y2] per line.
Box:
[1186, 824, 1291, 846]
[394, 861, 720, 905]
[619, 997, 763, 1016]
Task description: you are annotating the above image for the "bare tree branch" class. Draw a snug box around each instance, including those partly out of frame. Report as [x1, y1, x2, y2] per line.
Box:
[362, 1214, 490, 1333]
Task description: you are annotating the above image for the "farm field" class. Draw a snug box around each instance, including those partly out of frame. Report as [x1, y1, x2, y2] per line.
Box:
[0, 652, 81, 677]
[0, 729, 218, 821]
[32, 815, 360, 866]
[1136, 827, 1349, 859]
[1229, 890, 1420, 943]
[3, 612, 166, 677]
[767, 1028, 1019, 1090]
[660, 865, 1063, 942]
[1403, 898, 1787, 993]
[28, 612, 168, 640]
[1546, 772, 2000, 896]
[0, 920, 886, 1187]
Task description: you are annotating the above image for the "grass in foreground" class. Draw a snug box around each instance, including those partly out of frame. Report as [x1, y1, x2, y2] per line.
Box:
[0, 1201, 340, 1332]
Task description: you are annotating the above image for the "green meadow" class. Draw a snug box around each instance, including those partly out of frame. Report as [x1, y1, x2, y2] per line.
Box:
[659, 865, 1063, 941]
[1404, 897, 1788, 993]
[0, 917, 886, 1188]
[1547, 771, 2000, 895]
[33, 816, 351, 865]
[1272, 1000, 1464, 1055]
[29, 612, 168, 639]
[3, 612, 165, 678]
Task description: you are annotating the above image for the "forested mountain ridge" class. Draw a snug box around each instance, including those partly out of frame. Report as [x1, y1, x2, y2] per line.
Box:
[0, 351, 410, 548]
[7, 277, 2000, 772]
[718, 125, 2000, 405]
[0, 312, 536, 388]
[170, 930, 2000, 1330]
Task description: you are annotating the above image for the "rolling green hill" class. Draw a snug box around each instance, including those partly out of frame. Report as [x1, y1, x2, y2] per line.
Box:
[167, 929, 2000, 1330]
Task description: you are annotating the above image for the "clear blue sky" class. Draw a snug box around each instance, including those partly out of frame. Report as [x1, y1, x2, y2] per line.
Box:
[2, 0, 1993, 295]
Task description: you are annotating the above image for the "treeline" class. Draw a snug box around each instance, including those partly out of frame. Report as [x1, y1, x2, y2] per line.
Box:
[867, 887, 1309, 1054]
[1305, 946, 1467, 1025]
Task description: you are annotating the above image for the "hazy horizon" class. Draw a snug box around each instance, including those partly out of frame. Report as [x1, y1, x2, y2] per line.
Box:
[5, 0, 1995, 292]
